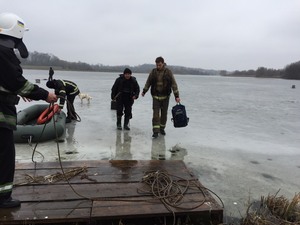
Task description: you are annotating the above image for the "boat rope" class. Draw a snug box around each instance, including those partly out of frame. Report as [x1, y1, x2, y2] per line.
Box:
[31, 102, 56, 163]
[136, 170, 224, 225]
[137, 170, 206, 210]
[67, 103, 81, 122]
[27, 136, 45, 162]
[60, 94, 81, 122]
[15, 167, 87, 186]
[28, 135, 32, 144]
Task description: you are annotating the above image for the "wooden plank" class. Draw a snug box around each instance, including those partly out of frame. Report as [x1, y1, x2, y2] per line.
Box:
[14, 173, 196, 185]
[1, 196, 221, 224]
[1, 209, 91, 224]
[15, 160, 192, 175]
[91, 192, 222, 219]
[14, 160, 196, 185]
[13, 182, 205, 202]
[0, 200, 93, 224]
[14, 160, 191, 174]
[0, 160, 223, 225]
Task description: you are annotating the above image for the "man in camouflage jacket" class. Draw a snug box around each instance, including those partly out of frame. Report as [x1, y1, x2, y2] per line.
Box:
[141, 56, 180, 138]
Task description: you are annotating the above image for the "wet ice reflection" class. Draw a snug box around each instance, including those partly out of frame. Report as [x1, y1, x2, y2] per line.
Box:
[114, 131, 132, 160]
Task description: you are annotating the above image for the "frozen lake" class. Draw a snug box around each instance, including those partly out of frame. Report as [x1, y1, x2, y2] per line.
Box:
[15, 69, 300, 222]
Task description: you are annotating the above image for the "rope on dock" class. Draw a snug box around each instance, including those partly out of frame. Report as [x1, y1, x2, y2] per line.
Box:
[137, 170, 221, 225]
[15, 166, 88, 186]
[137, 170, 208, 211]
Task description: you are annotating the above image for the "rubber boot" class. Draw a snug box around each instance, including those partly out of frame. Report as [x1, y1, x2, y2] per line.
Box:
[124, 117, 130, 130]
[117, 116, 122, 130]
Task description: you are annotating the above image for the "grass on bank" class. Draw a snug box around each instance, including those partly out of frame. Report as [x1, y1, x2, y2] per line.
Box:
[241, 191, 300, 225]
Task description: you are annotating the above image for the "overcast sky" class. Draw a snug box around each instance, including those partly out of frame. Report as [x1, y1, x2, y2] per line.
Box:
[2, 0, 300, 70]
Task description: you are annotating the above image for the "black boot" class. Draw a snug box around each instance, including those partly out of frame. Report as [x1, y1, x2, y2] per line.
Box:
[117, 117, 122, 130]
[160, 129, 166, 135]
[124, 117, 130, 130]
[0, 197, 21, 208]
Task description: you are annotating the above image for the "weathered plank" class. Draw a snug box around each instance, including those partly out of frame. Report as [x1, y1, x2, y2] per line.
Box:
[0, 160, 223, 225]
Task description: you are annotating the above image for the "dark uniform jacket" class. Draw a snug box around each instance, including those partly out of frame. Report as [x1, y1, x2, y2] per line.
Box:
[111, 74, 140, 100]
[0, 45, 48, 130]
[51, 80, 79, 109]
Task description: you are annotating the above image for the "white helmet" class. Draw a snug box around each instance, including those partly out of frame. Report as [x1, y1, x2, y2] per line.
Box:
[0, 12, 28, 39]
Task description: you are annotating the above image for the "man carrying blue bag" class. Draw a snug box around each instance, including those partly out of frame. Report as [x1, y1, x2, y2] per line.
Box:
[141, 56, 181, 138]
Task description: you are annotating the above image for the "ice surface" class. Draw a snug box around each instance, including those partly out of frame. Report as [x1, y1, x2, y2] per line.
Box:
[15, 70, 300, 221]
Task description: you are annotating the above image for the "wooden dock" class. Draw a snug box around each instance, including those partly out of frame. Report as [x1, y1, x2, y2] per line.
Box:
[0, 160, 223, 225]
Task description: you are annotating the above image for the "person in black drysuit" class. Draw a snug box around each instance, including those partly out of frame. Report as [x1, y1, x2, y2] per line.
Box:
[111, 68, 140, 130]
[46, 79, 80, 123]
[0, 13, 57, 208]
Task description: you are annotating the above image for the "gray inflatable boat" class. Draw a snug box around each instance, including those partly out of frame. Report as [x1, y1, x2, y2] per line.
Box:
[14, 104, 66, 143]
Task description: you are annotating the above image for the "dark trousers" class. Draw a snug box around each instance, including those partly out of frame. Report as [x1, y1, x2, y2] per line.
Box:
[116, 94, 133, 119]
[152, 97, 170, 133]
[66, 94, 77, 119]
[0, 128, 15, 201]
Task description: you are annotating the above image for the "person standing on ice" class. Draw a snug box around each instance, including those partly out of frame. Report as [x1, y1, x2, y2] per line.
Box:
[141, 56, 180, 138]
[48, 67, 54, 81]
[0, 12, 57, 208]
[111, 68, 140, 130]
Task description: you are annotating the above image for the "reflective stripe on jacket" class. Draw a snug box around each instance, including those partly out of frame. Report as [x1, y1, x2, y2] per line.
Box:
[0, 182, 13, 194]
[54, 80, 80, 108]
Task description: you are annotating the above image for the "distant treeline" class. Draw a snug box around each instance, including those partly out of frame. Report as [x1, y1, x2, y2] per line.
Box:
[19, 51, 300, 79]
[19, 51, 218, 75]
[220, 61, 300, 80]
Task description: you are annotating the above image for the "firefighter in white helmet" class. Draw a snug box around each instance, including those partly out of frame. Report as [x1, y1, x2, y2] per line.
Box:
[0, 13, 57, 208]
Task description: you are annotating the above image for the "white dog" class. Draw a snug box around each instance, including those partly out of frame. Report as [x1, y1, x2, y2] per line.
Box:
[78, 93, 92, 103]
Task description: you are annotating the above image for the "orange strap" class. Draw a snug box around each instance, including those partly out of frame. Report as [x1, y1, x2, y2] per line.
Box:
[37, 104, 60, 125]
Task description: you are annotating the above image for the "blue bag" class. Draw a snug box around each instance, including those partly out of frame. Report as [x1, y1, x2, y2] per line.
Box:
[171, 103, 189, 128]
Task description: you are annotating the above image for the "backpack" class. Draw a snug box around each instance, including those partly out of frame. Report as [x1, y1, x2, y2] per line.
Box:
[171, 103, 189, 128]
